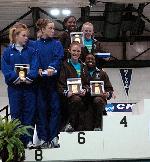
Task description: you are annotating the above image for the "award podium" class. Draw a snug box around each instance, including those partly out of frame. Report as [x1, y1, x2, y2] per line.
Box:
[70, 32, 84, 45]
[67, 78, 82, 94]
[90, 80, 104, 96]
[25, 99, 150, 161]
[15, 64, 30, 79]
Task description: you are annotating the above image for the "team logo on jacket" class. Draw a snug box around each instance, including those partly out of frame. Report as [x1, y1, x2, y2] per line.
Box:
[95, 72, 100, 79]
[120, 69, 132, 96]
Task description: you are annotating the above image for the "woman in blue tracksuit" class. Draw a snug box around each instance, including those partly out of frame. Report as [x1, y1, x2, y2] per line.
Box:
[35, 19, 64, 148]
[1, 23, 38, 148]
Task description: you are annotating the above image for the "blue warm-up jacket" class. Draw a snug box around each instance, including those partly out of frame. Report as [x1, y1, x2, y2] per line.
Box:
[35, 38, 64, 72]
[1, 44, 38, 86]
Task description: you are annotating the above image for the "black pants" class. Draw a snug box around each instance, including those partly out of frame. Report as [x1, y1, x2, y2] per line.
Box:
[84, 96, 106, 130]
[93, 96, 106, 129]
[68, 95, 86, 131]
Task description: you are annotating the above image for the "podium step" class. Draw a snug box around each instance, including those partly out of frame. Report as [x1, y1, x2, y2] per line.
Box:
[25, 99, 150, 161]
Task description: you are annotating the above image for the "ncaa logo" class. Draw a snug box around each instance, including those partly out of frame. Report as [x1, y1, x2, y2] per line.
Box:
[105, 103, 114, 112]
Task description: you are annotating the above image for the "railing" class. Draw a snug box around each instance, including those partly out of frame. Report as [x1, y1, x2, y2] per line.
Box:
[0, 105, 10, 120]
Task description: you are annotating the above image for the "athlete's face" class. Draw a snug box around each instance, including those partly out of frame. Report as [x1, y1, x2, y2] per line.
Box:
[65, 17, 76, 32]
[70, 44, 81, 62]
[42, 23, 55, 38]
[82, 25, 94, 40]
[16, 30, 28, 45]
[85, 54, 96, 68]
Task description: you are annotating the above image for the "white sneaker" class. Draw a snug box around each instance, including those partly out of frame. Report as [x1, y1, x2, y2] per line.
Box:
[40, 140, 46, 145]
[64, 123, 74, 132]
[49, 137, 60, 148]
[94, 127, 102, 131]
[27, 141, 34, 149]
[38, 140, 48, 149]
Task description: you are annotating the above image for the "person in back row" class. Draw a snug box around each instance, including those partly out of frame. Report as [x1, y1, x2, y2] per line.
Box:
[85, 53, 114, 130]
[59, 16, 78, 60]
[81, 22, 110, 68]
[35, 18, 64, 148]
[57, 41, 89, 132]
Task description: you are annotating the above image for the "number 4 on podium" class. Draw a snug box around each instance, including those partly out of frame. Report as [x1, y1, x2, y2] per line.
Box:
[120, 116, 127, 127]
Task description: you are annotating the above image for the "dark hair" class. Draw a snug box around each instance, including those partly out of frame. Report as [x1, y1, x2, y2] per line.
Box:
[36, 18, 53, 31]
[85, 53, 96, 61]
[63, 16, 76, 29]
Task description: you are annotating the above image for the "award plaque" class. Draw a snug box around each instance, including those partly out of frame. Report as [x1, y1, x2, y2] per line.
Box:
[90, 81, 104, 96]
[95, 53, 111, 59]
[70, 32, 84, 45]
[67, 78, 82, 94]
[15, 64, 30, 79]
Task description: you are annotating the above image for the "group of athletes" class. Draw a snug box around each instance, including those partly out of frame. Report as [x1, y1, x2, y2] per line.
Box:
[1, 15, 114, 149]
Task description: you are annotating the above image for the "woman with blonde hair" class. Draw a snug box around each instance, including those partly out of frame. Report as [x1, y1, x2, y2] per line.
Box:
[1, 22, 38, 148]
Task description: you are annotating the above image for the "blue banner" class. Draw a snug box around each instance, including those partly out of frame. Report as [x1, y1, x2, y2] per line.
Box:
[120, 69, 132, 96]
[105, 103, 136, 112]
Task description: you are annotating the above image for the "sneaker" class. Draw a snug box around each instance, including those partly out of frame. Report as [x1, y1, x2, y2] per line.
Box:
[49, 137, 60, 148]
[94, 127, 102, 131]
[64, 123, 74, 132]
[27, 141, 34, 149]
[36, 140, 48, 149]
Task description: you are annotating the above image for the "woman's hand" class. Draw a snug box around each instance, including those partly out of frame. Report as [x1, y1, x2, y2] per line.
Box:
[67, 91, 73, 98]
[79, 89, 86, 96]
[47, 68, 55, 76]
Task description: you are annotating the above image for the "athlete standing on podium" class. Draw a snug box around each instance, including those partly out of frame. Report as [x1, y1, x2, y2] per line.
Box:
[35, 19, 64, 148]
[1, 23, 38, 148]
[85, 53, 114, 130]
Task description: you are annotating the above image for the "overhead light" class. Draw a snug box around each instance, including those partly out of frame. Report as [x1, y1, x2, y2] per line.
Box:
[50, 9, 60, 16]
[62, 9, 71, 16]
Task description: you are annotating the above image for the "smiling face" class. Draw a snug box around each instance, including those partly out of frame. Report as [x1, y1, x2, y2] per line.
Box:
[65, 17, 76, 32]
[82, 24, 94, 40]
[42, 22, 55, 38]
[69, 44, 81, 62]
[85, 54, 96, 68]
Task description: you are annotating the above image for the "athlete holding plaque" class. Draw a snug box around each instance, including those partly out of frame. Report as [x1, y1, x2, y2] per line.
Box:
[1, 23, 38, 148]
[85, 53, 114, 131]
[58, 42, 89, 132]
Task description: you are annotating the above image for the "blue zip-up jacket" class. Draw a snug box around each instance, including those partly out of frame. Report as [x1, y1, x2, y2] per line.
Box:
[35, 38, 64, 71]
[1, 44, 38, 85]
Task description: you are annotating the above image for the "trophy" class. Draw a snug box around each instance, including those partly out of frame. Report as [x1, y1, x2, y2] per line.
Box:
[70, 32, 84, 45]
[67, 78, 82, 94]
[15, 64, 30, 80]
[90, 81, 104, 96]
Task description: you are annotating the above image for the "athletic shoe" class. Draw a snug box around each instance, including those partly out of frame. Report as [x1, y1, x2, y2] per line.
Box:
[36, 140, 48, 149]
[94, 127, 102, 131]
[64, 123, 74, 132]
[49, 137, 60, 148]
[27, 141, 34, 149]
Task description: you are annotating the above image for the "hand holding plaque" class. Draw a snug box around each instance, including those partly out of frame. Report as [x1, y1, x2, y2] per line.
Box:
[90, 81, 104, 96]
[67, 78, 82, 94]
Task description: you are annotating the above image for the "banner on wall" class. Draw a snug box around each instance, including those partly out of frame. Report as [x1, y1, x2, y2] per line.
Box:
[105, 103, 136, 112]
[120, 69, 132, 96]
